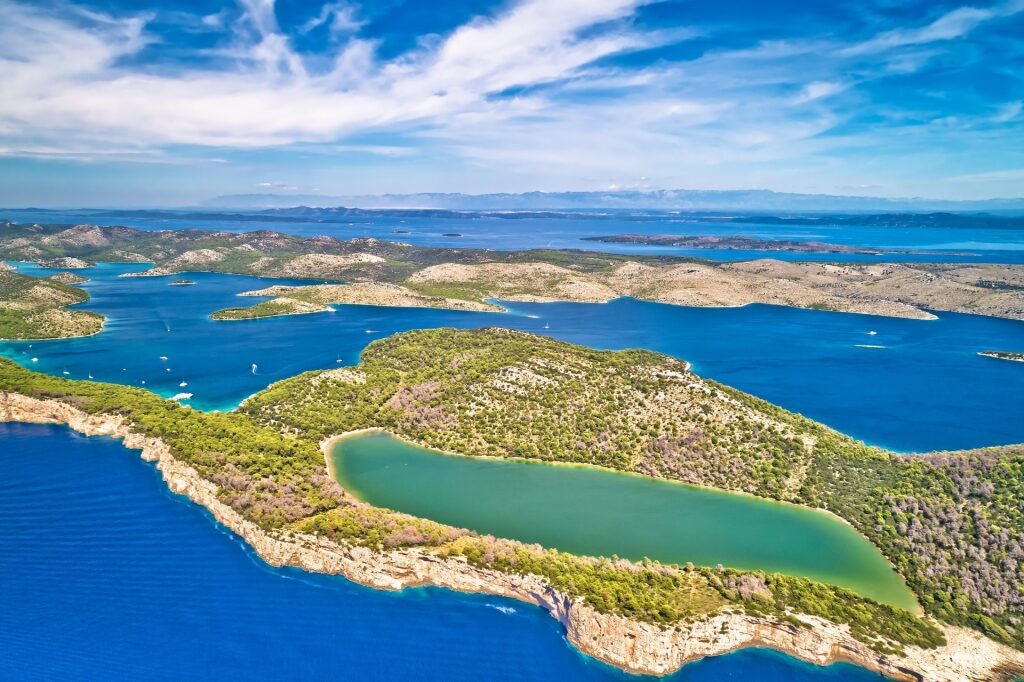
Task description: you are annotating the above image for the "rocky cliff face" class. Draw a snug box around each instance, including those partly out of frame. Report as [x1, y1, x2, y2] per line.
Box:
[3, 392, 1023, 682]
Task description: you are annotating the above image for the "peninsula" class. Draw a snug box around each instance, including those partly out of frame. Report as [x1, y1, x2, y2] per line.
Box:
[1, 328, 1022, 680]
[0, 267, 104, 340]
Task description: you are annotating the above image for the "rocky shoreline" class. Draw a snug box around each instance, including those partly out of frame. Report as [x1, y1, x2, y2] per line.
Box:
[3, 392, 1023, 681]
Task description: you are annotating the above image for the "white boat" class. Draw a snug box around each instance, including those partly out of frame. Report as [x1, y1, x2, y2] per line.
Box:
[867, 330, 878, 336]
[31, 357, 38, 363]
[159, 355, 168, 361]
[179, 380, 188, 387]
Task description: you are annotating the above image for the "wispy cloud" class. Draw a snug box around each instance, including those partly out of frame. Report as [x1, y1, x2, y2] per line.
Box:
[991, 100, 1023, 123]
[0, 0, 1022, 200]
[0, 0, 655, 151]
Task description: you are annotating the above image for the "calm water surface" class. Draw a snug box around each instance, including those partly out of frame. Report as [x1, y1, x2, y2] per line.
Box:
[332, 431, 917, 609]
[3, 216, 1020, 679]
[2, 262, 1023, 451]
[0, 423, 887, 681]
[3, 208, 1024, 263]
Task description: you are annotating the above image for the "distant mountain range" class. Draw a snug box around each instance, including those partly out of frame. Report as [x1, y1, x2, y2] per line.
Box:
[200, 189, 1024, 212]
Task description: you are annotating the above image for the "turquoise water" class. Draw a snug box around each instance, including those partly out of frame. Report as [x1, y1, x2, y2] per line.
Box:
[0, 423, 887, 680]
[333, 432, 917, 609]
[2, 256, 1020, 678]
[3, 262, 1023, 450]
[4, 208, 1024, 263]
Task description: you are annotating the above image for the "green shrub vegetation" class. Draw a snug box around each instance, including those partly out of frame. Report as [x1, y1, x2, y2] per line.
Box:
[0, 269, 104, 339]
[6, 325, 1020, 653]
[211, 298, 318, 320]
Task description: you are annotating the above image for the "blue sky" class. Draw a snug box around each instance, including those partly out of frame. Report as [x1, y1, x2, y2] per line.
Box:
[0, 0, 1022, 206]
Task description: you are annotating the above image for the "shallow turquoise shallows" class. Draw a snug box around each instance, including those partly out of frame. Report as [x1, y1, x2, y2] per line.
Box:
[331, 431, 918, 611]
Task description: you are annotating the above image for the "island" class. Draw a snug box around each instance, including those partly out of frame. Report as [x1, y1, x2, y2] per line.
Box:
[979, 350, 1024, 363]
[36, 256, 92, 269]
[47, 271, 90, 285]
[4, 222, 1024, 322]
[582, 234, 906, 254]
[1, 328, 1022, 681]
[0, 268, 104, 340]
[211, 282, 498, 320]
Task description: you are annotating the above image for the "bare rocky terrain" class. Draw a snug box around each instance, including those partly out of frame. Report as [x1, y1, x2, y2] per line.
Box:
[4, 221, 1024, 321]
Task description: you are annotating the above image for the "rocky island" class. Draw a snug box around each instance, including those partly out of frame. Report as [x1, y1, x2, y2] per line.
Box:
[582, 233, 907, 254]
[979, 350, 1024, 363]
[1, 328, 1022, 680]
[0, 268, 104, 340]
[211, 282, 498, 320]
[4, 222, 1024, 322]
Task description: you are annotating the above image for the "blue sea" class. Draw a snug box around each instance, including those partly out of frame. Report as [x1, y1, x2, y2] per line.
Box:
[2, 252, 1024, 679]
[3, 261, 1023, 451]
[0, 422, 885, 681]
[3, 207, 1024, 263]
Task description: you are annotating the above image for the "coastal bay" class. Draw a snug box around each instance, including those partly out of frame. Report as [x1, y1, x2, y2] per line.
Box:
[2, 265, 1023, 451]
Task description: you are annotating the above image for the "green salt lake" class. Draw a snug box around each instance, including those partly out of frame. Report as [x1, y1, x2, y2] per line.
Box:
[331, 430, 918, 611]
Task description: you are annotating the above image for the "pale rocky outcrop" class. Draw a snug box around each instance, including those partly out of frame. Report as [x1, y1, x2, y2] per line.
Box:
[2, 392, 1023, 682]
[229, 282, 499, 315]
[402, 259, 1024, 321]
[274, 253, 385, 278]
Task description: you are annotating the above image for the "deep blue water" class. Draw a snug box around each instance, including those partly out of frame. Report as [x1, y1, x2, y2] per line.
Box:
[2, 255, 1022, 679]
[3, 208, 1024, 263]
[3, 262, 1023, 451]
[0, 422, 887, 681]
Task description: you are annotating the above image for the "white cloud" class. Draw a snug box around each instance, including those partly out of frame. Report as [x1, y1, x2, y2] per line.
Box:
[0, 0, 654, 152]
[300, 1, 364, 37]
[793, 81, 845, 104]
[1, 0, 1021, 200]
[992, 100, 1022, 123]
[843, 1, 1024, 56]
